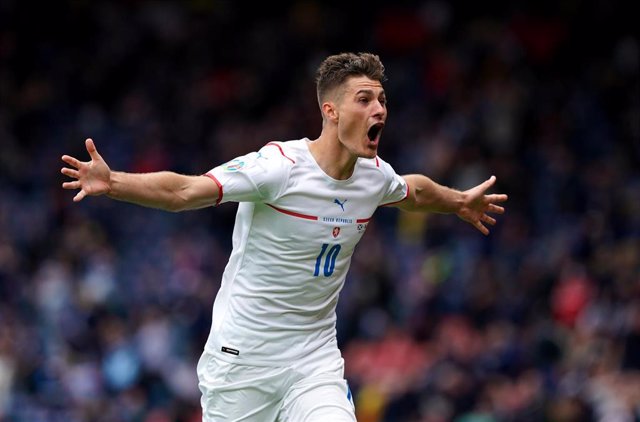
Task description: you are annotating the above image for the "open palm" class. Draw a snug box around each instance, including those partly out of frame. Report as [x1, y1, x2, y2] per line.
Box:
[457, 176, 508, 235]
[61, 138, 111, 202]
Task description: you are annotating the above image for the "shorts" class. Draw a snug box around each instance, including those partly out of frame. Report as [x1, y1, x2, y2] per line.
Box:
[197, 350, 356, 422]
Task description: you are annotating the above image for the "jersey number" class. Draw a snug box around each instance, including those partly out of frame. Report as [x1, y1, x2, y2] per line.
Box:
[313, 243, 341, 277]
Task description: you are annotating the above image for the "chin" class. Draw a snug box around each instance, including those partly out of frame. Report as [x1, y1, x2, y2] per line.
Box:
[360, 147, 378, 159]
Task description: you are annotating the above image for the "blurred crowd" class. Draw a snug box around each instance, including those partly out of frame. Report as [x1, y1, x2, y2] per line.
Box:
[0, 1, 638, 421]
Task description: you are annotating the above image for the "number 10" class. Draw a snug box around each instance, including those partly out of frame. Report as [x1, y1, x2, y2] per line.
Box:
[314, 243, 341, 277]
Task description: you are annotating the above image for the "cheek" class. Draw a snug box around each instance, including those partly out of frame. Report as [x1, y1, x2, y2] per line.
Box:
[338, 112, 362, 137]
[338, 123, 361, 149]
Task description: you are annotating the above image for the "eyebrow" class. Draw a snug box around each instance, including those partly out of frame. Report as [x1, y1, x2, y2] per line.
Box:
[354, 88, 385, 96]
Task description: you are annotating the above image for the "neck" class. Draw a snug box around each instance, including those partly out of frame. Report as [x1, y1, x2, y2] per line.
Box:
[308, 132, 358, 180]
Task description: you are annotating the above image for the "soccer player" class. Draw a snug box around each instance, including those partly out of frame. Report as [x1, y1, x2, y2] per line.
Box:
[61, 52, 507, 421]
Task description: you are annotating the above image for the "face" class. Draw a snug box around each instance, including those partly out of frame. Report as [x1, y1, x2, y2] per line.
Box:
[330, 76, 387, 159]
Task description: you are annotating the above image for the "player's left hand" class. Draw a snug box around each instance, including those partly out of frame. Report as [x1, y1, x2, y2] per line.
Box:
[456, 176, 507, 235]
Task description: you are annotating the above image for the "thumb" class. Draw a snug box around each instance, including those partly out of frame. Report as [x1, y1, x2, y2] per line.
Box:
[480, 175, 496, 191]
[85, 138, 102, 161]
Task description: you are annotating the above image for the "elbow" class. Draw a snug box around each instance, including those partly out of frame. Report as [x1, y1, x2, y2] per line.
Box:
[166, 178, 215, 212]
[167, 204, 185, 213]
[165, 194, 189, 212]
[160, 202, 182, 213]
[167, 189, 207, 212]
[411, 188, 431, 212]
[169, 199, 192, 212]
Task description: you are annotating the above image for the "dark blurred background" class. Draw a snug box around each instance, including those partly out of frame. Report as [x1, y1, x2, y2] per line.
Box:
[0, 1, 638, 421]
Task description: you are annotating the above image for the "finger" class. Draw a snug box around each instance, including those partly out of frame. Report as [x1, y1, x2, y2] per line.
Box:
[62, 181, 81, 190]
[482, 214, 497, 226]
[73, 190, 87, 202]
[487, 204, 505, 214]
[85, 138, 101, 161]
[61, 167, 79, 178]
[61, 155, 82, 169]
[474, 221, 489, 236]
[486, 193, 508, 203]
[479, 175, 497, 191]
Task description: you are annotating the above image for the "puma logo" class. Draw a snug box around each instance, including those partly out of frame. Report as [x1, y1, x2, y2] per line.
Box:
[334, 198, 347, 211]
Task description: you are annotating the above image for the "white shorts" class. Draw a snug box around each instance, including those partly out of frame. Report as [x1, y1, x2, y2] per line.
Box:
[197, 349, 355, 422]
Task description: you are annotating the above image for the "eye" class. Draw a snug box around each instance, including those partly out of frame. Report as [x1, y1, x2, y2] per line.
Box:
[358, 97, 369, 104]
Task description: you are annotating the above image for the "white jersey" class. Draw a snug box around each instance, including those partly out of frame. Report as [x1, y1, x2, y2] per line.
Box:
[204, 138, 408, 365]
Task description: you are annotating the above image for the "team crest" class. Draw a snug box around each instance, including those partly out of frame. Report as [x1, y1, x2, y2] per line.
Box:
[332, 227, 341, 238]
[223, 159, 246, 172]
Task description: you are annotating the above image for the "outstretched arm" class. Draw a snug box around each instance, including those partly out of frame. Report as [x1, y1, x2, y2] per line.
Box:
[61, 138, 218, 211]
[394, 174, 507, 235]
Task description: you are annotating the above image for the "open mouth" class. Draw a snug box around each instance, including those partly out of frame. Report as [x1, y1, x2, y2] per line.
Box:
[367, 123, 384, 141]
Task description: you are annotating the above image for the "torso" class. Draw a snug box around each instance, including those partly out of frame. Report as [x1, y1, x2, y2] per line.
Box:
[204, 139, 406, 365]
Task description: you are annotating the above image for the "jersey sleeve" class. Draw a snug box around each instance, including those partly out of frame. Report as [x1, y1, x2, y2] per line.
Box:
[206, 144, 292, 204]
[377, 157, 409, 206]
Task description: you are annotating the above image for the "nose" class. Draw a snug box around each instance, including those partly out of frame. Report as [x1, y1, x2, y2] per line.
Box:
[372, 100, 386, 118]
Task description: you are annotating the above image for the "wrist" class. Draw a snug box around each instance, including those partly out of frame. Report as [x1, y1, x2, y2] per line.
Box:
[105, 170, 119, 198]
[453, 190, 466, 215]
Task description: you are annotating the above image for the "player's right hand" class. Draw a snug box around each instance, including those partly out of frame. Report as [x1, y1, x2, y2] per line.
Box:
[61, 138, 111, 202]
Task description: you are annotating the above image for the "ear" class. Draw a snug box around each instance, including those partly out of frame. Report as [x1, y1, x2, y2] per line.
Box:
[322, 101, 339, 123]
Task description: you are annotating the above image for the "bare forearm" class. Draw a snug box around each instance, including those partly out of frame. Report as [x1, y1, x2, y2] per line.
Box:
[108, 171, 204, 212]
[62, 139, 217, 208]
[399, 174, 464, 213]
[394, 173, 507, 235]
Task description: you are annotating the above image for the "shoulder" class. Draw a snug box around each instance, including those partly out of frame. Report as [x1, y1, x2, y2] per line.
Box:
[244, 140, 303, 192]
[357, 155, 398, 179]
[231, 140, 300, 178]
[259, 139, 306, 164]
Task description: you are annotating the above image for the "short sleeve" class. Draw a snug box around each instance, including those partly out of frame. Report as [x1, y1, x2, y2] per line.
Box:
[377, 157, 409, 206]
[207, 145, 292, 204]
